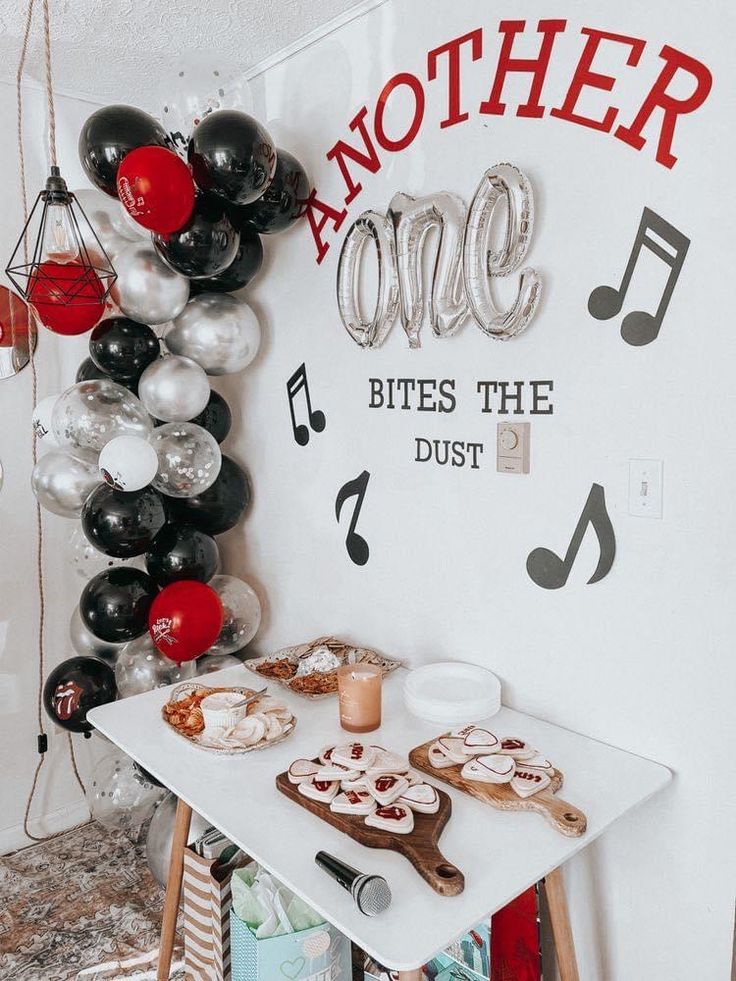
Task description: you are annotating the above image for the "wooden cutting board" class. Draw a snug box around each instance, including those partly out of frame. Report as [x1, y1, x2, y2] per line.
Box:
[275, 762, 465, 896]
[409, 738, 587, 837]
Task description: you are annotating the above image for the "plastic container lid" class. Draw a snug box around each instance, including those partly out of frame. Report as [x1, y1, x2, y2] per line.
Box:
[403, 661, 501, 725]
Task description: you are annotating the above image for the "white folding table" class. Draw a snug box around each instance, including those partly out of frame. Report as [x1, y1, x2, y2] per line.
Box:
[88, 665, 670, 981]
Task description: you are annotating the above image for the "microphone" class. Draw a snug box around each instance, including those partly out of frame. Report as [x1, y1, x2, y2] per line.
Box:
[315, 851, 392, 916]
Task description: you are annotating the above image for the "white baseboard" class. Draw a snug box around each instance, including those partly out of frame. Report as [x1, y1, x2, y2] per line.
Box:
[0, 800, 90, 856]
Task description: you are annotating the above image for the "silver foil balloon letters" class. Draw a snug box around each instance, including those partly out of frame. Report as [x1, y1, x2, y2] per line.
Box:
[336, 163, 541, 348]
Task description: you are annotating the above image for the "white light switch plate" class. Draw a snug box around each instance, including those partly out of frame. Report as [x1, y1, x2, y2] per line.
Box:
[629, 459, 663, 518]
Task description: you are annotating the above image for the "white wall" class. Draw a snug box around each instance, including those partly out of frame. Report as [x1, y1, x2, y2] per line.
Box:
[0, 2, 734, 980]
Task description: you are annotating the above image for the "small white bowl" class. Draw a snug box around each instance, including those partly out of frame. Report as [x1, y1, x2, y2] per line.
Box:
[201, 692, 247, 731]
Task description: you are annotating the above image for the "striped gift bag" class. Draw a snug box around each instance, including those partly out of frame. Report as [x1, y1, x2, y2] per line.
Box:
[183, 847, 248, 980]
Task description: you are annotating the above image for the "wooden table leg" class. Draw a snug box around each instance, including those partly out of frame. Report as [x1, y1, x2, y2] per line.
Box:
[544, 867, 580, 981]
[397, 971, 424, 981]
[157, 797, 192, 981]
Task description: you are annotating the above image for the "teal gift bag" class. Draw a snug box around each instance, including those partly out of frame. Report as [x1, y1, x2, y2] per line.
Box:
[230, 909, 352, 981]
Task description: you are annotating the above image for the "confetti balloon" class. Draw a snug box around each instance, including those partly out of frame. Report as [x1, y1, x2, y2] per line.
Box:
[31, 450, 100, 517]
[138, 355, 210, 423]
[149, 422, 221, 498]
[86, 752, 166, 831]
[115, 634, 195, 697]
[196, 653, 242, 674]
[51, 379, 153, 464]
[208, 575, 262, 654]
[67, 525, 145, 581]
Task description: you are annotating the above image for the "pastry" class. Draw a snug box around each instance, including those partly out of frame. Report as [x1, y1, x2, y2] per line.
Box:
[365, 804, 414, 834]
[331, 743, 377, 771]
[511, 767, 551, 798]
[365, 773, 410, 806]
[398, 783, 440, 814]
[298, 778, 339, 803]
[330, 790, 376, 816]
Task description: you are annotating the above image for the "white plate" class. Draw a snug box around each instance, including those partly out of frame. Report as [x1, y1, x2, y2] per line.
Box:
[403, 662, 501, 725]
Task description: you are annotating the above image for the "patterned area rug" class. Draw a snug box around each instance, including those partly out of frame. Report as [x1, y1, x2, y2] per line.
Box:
[0, 821, 184, 980]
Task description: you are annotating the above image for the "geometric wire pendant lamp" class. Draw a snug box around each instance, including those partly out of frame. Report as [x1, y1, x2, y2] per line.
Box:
[5, 0, 116, 311]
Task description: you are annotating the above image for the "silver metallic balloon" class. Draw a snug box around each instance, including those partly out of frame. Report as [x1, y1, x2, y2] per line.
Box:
[208, 575, 261, 655]
[196, 653, 243, 674]
[149, 421, 221, 498]
[52, 379, 153, 463]
[166, 294, 262, 375]
[388, 191, 468, 346]
[337, 210, 399, 349]
[463, 163, 542, 339]
[138, 355, 211, 423]
[110, 243, 189, 325]
[70, 604, 124, 662]
[31, 450, 101, 517]
[67, 524, 145, 581]
[87, 751, 167, 832]
[146, 792, 211, 888]
[115, 634, 196, 697]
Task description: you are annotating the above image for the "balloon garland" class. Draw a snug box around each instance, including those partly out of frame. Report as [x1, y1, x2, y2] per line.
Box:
[34, 102, 308, 753]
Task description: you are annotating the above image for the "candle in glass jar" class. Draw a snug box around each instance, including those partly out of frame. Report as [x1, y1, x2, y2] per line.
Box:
[337, 663, 382, 733]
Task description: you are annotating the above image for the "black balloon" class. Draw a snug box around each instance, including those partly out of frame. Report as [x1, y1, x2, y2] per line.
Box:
[166, 455, 251, 535]
[76, 357, 139, 394]
[79, 104, 169, 196]
[188, 110, 276, 206]
[187, 390, 232, 443]
[80, 567, 159, 643]
[233, 149, 309, 234]
[189, 228, 263, 294]
[82, 484, 167, 558]
[89, 316, 160, 381]
[153, 194, 240, 279]
[43, 656, 117, 733]
[145, 524, 219, 586]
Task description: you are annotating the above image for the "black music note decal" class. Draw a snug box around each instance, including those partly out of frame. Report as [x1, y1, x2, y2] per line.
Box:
[526, 483, 615, 589]
[588, 207, 690, 347]
[335, 470, 370, 566]
[286, 363, 326, 446]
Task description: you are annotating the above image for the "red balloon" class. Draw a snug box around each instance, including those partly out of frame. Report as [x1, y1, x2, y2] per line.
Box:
[148, 580, 223, 663]
[117, 146, 196, 234]
[28, 261, 106, 335]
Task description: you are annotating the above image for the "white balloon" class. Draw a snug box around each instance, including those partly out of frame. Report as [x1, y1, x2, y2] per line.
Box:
[111, 243, 189, 326]
[99, 434, 159, 491]
[166, 294, 261, 375]
[138, 355, 211, 422]
[32, 394, 61, 447]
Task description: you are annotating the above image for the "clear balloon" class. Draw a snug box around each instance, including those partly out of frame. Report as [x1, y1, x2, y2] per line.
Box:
[388, 191, 468, 346]
[99, 434, 159, 492]
[110, 243, 190, 326]
[67, 525, 145, 582]
[336, 210, 400, 349]
[72, 187, 136, 260]
[138, 355, 211, 423]
[31, 450, 100, 517]
[146, 792, 211, 887]
[52, 379, 153, 463]
[69, 604, 124, 662]
[149, 422, 221, 498]
[166, 294, 261, 375]
[208, 575, 261, 655]
[86, 751, 167, 831]
[196, 653, 243, 674]
[115, 634, 196, 697]
[463, 163, 542, 339]
[32, 394, 61, 447]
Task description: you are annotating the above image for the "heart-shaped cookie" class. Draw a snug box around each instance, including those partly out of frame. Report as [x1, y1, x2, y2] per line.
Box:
[340, 773, 369, 791]
[298, 778, 339, 803]
[524, 755, 553, 773]
[330, 789, 376, 815]
[288, 759, 319, 784]
[428, 741, 457, 768]
[398, 782, 440, 814]
[366, 749, 408, 775]
[319, 745, 336, 764]
[365, 803, 414, 834]
[365, 772, 410, 806]
[461, 754, 515, 784]
[437, 736, 474, 764]
[315, 761, 360, 782]
[331, 743, 377, 771]
[497, 738, 537, 760]
[511, 767, 551, 798]
[462, 728, 500, 753]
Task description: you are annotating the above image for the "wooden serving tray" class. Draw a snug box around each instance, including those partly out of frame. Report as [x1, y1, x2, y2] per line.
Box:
[275, 762, 465, 896]
[409, 738, 587, 838]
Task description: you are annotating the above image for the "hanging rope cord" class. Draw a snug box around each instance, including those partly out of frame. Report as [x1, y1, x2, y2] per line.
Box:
[17, 0, 89, 844]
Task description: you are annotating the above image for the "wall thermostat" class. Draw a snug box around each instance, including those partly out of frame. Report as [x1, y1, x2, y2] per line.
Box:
[496, 422, 530, 474]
